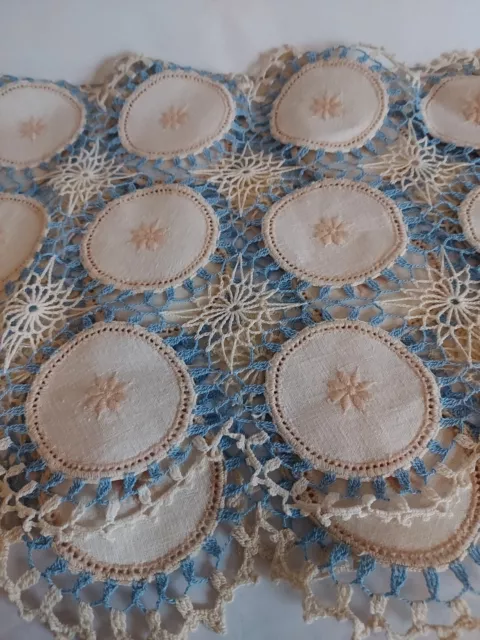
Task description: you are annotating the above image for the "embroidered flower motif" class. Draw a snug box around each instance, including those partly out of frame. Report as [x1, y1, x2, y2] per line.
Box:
[19, 117, 46, 141]
[364, 121, 468, 205]
[40, 140, 134, 214]
[84, 373, 129, 418]
[193, 145, 295, 213]
[310, 93, 343, 119]
[385, 251, 480, 364]
[314, 218, 349, 246]
[463, 94, 480, 125]
[172, 257, 302, 371]
[130, 222, 167, 251]
[0, 258, 80, 370]
[160, 106, 188, 130]
[327, 368, 374, 413]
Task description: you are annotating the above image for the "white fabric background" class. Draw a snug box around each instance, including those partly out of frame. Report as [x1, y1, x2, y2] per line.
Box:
[1, 1, 480, 638]
[1, 0, 480, 84]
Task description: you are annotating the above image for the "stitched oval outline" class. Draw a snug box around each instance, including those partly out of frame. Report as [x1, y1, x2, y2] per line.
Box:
[458, 186, 480, 251]
[118, 70, 236, 159]
[421, 75, 480, 148]
[0, 193, 48, 283]
[266, 321, 441, 478]
[26, 322, 196, 480]
[81, 184, 219, 293]
[56, 461, 225, 582]
[0, 81, 86, 169]
[327, 464, 480, 569]
[270, 59, 388, 152]
[262, 179, 407, 286]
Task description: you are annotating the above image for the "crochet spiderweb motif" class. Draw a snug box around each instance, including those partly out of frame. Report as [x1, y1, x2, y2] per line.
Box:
[0, 46, 479, 640]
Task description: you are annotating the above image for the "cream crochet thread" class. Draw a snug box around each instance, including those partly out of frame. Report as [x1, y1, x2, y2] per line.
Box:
[230, 419, 480, 524]
[192, 144, 295, 213]
[0, 522, 259, 640]
[383, 250, 480, 365]
[363, 121, 469, 206]
[2, 487, 479, 640]
[39, 139, 137, 215]
[6, 420, 234, 540]
[0, 256, 83, 370]
[168, 256, 303, 372]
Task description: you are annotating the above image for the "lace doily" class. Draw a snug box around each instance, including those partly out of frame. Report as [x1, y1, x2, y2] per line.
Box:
[0, 45, 479, 640]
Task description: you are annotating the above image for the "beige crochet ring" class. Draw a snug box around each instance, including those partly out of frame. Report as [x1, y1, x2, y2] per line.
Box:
[81, 184, 219, 292]
[270, 59, 388, 151]
[118, 70, 235, 159]
[0, 81, 85, 169]
[26, 322, 196, 480]
[262, 179, 407, 286]
[57, 461, 224, 582]
[422, 75, 480, 148]
[266, 321, 440, 478]
[0, 194, 47, 283]
[328, 463, 480, 569]
[458, 186, 480, 251]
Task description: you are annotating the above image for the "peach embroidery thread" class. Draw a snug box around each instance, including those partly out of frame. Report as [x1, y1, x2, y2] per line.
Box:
[160, 106, 188, 130]
[18, 117, 46, 141]
[314, 218, 349, 246]
[310, 93, 343, 119]
[84, 373, 129, 418]
[130, 223, 167, 251]
[327, 368, 375, 413]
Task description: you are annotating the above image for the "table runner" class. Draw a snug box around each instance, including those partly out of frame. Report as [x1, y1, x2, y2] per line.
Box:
[0, 44, 479, 639]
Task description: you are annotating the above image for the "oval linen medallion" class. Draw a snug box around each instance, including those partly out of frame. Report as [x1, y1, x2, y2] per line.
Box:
[0, 82, 85, 168]
[0, 194, 47, 282]
[81, 184, 219, 292]
[422, 75, 480, 148]
[262, 180, 407, 286]
[328, 464, 480, 569]
[26, 322, 196, 480]
[57, 461, 224, 582]
[459, 186, 480, 251]
[118, 70, 235, 159]
[266, 321, 440, 478]
[270, 60, 388, 151]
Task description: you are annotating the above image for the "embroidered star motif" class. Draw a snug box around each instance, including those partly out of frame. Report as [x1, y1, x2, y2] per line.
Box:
[130, 222, 167, 251]
[314, 218, 349, 246]
[19, 117, 46, 141]
[310, 93, 343, 119]
[84, 374, 129, 418]
[463, 93, 480, 125]
[160, 106, 188, 130]
[327, 369, 375, 413]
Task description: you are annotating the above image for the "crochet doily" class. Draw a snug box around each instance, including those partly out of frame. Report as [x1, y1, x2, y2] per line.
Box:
[0, 45, 479, 640]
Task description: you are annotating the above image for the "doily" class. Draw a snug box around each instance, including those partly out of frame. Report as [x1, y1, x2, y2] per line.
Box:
[0, 45, 479, 640]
